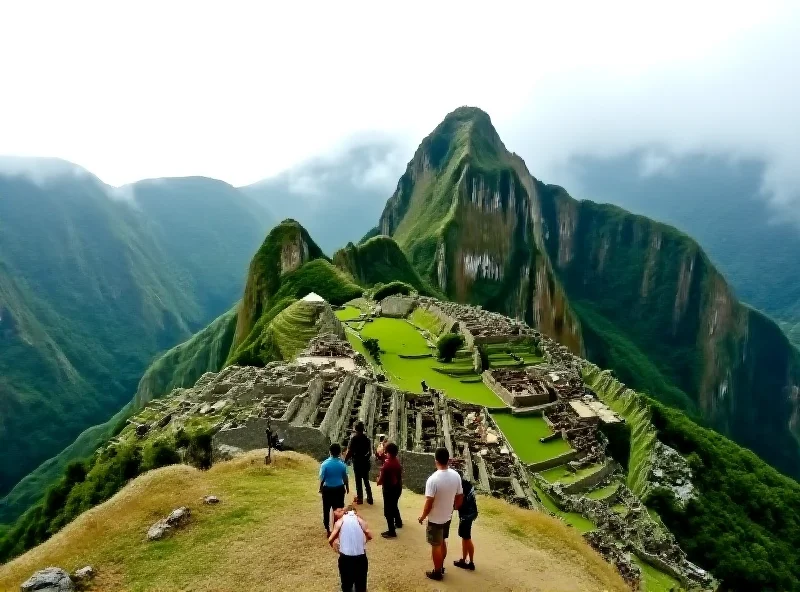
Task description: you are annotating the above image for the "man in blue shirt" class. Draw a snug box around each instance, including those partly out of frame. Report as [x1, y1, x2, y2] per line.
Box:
[320, 442, 349, 536]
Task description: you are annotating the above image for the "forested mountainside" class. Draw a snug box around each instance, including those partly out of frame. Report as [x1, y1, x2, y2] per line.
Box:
[376, 107, 800, 479]
[0, 163, 271, 513]
[566, 152, 800, 348]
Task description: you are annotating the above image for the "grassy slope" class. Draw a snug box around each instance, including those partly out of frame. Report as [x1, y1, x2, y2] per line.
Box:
[0, 172, 268, 505]
[0, 452, 627, 592]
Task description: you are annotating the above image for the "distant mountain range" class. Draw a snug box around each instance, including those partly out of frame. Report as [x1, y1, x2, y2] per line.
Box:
[0, 164, 272, 500]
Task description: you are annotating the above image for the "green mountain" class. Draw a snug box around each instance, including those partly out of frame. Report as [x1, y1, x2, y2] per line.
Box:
[565, 151, 800, 348]
[0, 163, 271, 511]
[332, 235, 437, 295]
[376, 107, 800, 478]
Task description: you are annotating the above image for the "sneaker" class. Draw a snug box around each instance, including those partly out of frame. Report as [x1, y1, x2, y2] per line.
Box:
[381, 531, 397, 538]
[425, 570, 443, 581]
[395, 521, 403, 529]
[354, 497, 363, 505]
[468, 562, 475, 571]
[454, 559, 469, 570]
[367, 498, 374, 505]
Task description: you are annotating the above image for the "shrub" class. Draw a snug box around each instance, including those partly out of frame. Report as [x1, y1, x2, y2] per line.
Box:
[187, 430, 213, 469]
[436, 333, 464, 362]
[141, 438, 180, 471]
[373, 281, 413, 301]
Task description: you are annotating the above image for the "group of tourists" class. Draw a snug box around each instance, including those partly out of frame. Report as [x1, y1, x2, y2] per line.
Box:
[320, 421, 478, 591]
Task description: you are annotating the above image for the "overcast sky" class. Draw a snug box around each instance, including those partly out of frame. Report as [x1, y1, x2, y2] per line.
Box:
[1, 1, 798, 208]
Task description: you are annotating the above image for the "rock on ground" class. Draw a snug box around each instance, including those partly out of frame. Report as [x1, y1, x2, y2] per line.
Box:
[147, 507, 191, 541]
[72, 566, 94, 581]
[20, 567, 74, 592]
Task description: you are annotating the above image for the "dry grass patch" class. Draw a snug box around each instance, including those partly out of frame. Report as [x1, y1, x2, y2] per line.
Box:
[0, 452, 627, 592]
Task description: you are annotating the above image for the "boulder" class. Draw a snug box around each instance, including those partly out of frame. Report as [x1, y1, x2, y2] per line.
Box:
[203, 495, 220, 505]
[147, 507, 191, 541]
[20, 567, 74, 592]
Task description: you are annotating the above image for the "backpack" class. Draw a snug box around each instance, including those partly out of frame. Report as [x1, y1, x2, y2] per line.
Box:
[460, 487, 478, 521]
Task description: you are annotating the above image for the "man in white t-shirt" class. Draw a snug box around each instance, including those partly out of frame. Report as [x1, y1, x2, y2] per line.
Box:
[417, 447, 463, 581]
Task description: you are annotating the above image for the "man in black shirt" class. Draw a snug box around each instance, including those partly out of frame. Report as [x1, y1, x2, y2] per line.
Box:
[345, 421, 373, 505]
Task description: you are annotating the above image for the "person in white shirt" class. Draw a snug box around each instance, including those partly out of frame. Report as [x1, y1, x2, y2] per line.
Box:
[417, 447, 463, 581]
[329, 506, 372, 592]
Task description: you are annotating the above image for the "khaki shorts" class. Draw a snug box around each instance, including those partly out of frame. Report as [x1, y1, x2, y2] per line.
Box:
[426, 520, 451, 546]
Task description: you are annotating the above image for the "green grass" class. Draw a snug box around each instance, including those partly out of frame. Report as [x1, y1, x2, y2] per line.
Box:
[634, 555, 685, 592]
[540, 463, 605, 485]
[586, 483, 619, 500]
[530, 483, 595, 533]
[491, 414, 573, 464]
[335, 306, 363, 321]
[410, 307, 449, 337]
[355, 318, 502, 406]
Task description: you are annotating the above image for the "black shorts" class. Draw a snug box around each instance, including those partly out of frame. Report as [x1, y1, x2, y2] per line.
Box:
[458, 517, 475, 540]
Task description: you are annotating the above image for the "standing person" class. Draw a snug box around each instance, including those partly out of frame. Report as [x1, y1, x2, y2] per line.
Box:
[376, 442, 403, 538]
[329, 505, 372, 592]
[417, 447, 463, 581]
[374, 435, 387, 464]
[320, 443, 349, 536]
[345, 421, 373, 505]
[454, 475, 478, 571]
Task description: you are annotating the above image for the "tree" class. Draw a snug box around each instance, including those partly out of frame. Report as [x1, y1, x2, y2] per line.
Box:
[363, 338, 381, 362]
[436, 333, 464, 362]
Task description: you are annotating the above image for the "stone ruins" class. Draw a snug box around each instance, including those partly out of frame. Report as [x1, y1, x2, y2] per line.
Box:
[120, 295, 713, 590]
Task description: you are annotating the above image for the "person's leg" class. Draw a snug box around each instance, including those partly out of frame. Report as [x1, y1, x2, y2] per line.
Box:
[461, 537, 469, 561]
[441, 520, 450, 564]
[354, 554, 368, 592]
[322, 488, 332, 533]
[334, 485, 346, 510]
[426, 522, 445, 575]
[363, 470, 373, 504]
[338, 555, 350, 592]
[393, 488, 403, 527]
[467, 538, 475, 563]
[354, 467, 364, 502]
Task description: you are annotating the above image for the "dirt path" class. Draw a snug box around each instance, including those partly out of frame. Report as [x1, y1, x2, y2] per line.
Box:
[0, 452, 626, 592]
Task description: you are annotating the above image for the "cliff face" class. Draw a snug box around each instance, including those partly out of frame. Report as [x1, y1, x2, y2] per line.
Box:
[378, 107, 583, 352]
[537, 186, 800, 475]
[376, 106, 800, 477]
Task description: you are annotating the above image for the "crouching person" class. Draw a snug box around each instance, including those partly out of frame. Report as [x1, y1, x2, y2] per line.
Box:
[454, 476, 478, 571]
[329, 506, 372, 592]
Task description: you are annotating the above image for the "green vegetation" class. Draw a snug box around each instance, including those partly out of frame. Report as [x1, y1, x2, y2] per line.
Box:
[491, 414, 573, 464]
[0, 170, 270, 520]
[0, 427, 214, 562]
[332, 236, 436, 295]
[373, 280, 413, 301]
[586, 483, 619, 500]
[540, 463, 605, 485]
[436, 332, 464, 362]
[363, 338, 381, 362]
[633, 556, 684, 592]
[409, 307, 449, 336]
[645, 400, 800, 591]
[336, 305, 363, 321]
[583, 366, 657, 498]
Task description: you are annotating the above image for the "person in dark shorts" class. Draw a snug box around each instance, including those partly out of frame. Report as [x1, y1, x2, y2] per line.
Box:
[320, 443, 349, 536]
[454, 476, 478, 571]
[418, 447, 463, 581]
[376, 441, 403, 538]
[345, 421, 373, 505]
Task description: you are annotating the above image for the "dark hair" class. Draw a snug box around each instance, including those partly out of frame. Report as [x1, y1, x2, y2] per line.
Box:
[386, 442, 399, 457]
[354, 421, 365, 434]
[434, 447, 449, 466]
[330, 443, 342, 457]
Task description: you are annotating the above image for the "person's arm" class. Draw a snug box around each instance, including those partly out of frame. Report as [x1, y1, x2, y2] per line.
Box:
[319, 463, 326, 494]
[343, 464, 350, 494]
[357, 516, 373, 542]
[454, 475, 464, 509]
[376, 462, 385, 486]
[418, 497, 434, 524]
[328, 518, 343, 549]
[344, 436, 354, 462]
